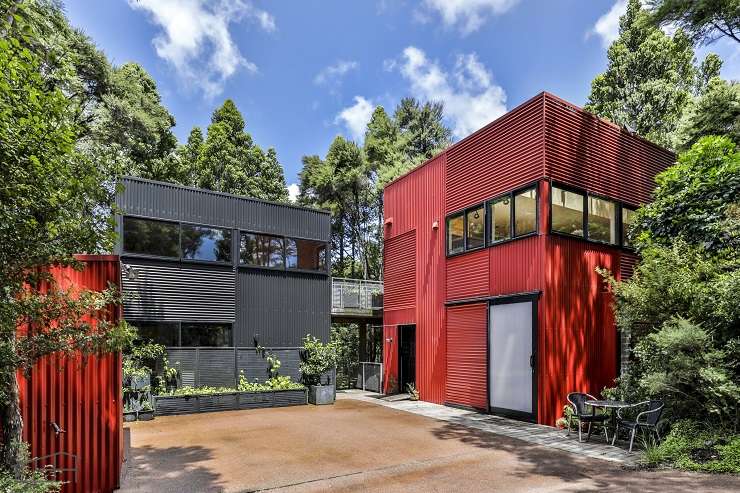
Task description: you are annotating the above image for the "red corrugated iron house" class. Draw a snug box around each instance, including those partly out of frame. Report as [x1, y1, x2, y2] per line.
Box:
[382, 92, 674, 425]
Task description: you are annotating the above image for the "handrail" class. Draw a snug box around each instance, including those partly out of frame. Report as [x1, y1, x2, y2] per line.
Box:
[331, 278, 383, 313]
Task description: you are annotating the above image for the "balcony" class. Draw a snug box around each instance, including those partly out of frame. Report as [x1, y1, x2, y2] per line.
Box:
[331, 277, 383, 319]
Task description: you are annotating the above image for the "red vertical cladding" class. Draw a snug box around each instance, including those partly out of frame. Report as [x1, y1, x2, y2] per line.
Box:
[543, 93, 674, 206]
[382, 154, 446, 402]
[18, 255, 122, 493]
[541, 237, 620, 425]
[445, 303, 487, 410]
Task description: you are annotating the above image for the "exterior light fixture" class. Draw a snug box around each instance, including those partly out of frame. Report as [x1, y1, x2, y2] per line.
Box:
[432, 220, 439, 230]
[474, 211, 480, 219]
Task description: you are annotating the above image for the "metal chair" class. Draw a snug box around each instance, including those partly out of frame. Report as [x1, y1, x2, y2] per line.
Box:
[612, 400, 664, 452]
[566, 392, 609, 443]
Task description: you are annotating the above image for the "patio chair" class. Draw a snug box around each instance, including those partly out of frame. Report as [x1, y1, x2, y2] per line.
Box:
[612, 400, 664, 452]
[566, 392, 609, 443]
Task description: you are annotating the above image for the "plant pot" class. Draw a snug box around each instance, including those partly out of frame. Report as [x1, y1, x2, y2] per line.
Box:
[123, 411, 138, 422]
[137, 410, 154, 421]
[308, 384, 335, 405]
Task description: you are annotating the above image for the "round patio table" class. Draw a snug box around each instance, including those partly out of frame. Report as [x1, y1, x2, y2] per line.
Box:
[586, 399, 631, 444]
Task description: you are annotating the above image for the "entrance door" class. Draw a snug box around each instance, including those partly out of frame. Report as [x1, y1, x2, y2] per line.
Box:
[489, 297, 537, 421]
[398, 325, 416, 393]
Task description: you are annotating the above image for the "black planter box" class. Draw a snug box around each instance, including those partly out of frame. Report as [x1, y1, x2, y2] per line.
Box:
[154, 389, 307, 416]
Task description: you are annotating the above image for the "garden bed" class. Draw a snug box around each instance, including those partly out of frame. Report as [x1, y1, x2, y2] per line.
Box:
[154, 388, 307, 416]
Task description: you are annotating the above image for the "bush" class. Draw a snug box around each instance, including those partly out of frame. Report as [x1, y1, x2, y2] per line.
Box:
[0, 469, 59, 493]
[299, 335, 337, 386]
[642, 420, 740, 474]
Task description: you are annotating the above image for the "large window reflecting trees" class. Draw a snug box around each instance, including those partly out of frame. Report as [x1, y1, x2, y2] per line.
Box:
[240, 233, 285, 268]
[181, 224, 232, 262]
[123, 217, 180, 257]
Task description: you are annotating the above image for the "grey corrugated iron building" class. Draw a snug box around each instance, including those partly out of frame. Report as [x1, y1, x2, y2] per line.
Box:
[115, 177, 331, 386]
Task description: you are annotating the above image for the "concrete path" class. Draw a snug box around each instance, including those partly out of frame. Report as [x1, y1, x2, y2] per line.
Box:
[120, 398, 740, 492]
[339, 390, 634, 464]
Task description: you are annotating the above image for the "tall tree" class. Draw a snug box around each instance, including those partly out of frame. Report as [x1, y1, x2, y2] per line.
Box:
[177, 126, 204, 185]
[647, 0, 740, 45]
[92, 62, 181, 182]
[0, 21, 133, 476]
[585, 0, 698, 148]
[194, 100, 288, 201]
[674, 77, 740, 150]
[393, 98, 452, 166]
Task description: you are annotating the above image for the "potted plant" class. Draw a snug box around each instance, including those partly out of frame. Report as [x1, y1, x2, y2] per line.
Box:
[123, 404, 137, 422]
[299, 335, 337, 405]
[138, 400, 154, 421]
[406, 383, 419, 401]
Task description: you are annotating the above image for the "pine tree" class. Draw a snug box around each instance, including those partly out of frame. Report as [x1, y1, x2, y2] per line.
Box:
[585, 0, 698, 148]
[178, 127, 204, 186]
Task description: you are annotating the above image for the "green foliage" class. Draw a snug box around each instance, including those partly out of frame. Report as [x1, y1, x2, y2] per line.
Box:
[191, 99, 288, 201]
[331, 325, 359, 389]
[634, 136, 740, 252]
[646, 0, 740, 45]
[0, 467, 60, 493]
[642, 420, 740, 473]
[585, 0, 700, 148]
[674, 79, 740, 150]
[299, 335, 337, 386]
[162, 374, 304, 396]
[406, 383, 419, 401]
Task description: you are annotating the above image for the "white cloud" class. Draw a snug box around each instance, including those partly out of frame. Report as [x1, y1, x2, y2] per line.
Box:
[422, 0, 520, 34]
[314, 60, 359, 86]
[335, 96, 374, 141]
[287, 183, 300, 202]
[590, 0, 628, 48]
[128, 0, 275, 97]
[396, 46, 507, 138]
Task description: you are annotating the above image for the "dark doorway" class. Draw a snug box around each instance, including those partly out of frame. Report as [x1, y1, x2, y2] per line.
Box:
[398, 325, 416, 393]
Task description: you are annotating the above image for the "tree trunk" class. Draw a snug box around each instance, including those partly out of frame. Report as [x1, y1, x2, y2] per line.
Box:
[0, 370, 26, 479]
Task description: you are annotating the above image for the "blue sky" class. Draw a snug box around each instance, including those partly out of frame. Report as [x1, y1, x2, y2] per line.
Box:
[64, 0, 739, 199]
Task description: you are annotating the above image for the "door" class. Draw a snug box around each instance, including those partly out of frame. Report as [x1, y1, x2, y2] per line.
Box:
[489, 297, 537, 421]
[398, 325, 416, 393]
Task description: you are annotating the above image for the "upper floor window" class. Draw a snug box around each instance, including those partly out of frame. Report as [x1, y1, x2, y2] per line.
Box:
[622, 207, 636, 248]
[286, 238, 327, 272]
[551, 186, 585, 237]
[514, 188, 537, 236]
[181, 322, 233, 347]
[181, 224, 232, 262]
[122, 217, 180, 258]
[588, 196, 617, 244]
[447, 214, 465, 254]
[240, 233, 284, 268]
[466, 206, 485, 249]
[489, 196, 511, 242]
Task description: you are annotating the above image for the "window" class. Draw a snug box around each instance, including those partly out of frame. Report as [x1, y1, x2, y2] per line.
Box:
[466, 206, 485, 249]
[551, 186, 585, 237]
[133, 321, 179, 347]
[286, 238, 327, 271]
[181, 323, 232, 347]
[447, 214, 464, 254]
[489, 196, 511, 243]
[588, 196, 617, 244]
[181, 224, 232, 262]
[622, 207, 636, 247]
[239, 233, 284, 268]
[514, 188, 537, 236]
[122, 217, 180, 258]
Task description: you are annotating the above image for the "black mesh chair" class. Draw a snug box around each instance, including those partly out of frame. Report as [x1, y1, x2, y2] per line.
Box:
[612, 400, 664, 452]
[566, 392, 609, 443]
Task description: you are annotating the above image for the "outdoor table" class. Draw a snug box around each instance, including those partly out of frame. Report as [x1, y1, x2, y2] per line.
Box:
[585, 399, 630, 443]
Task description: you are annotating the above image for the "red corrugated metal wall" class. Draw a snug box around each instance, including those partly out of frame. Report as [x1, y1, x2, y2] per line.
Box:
[445, 304, 487, 409]
[383, 154, 446, 402]
[446, 250, 489, 301]
[18, 255, 122, 493]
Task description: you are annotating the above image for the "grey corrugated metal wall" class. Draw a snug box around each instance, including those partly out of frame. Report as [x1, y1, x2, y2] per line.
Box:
[121, 260, 236, 322]
[117, 176, 330, 240]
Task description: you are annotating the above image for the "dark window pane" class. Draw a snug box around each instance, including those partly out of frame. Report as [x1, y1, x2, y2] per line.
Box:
[622, 207, 636, 247]
[489, 196, 511, 243]
[180, 323, 232, 347]
[551, 187, 584, 236]
[514, 188, 537, 236]
[181, 225, 232, 262]
[588, 196, 617, 244]
[286, 238, 327, 271]
[239, 233, 284, 268]
[133, 321, 179, 347]
[123, 217, 180, 257]
[447, 214, 464, 254]
[466, 206, 485, 249]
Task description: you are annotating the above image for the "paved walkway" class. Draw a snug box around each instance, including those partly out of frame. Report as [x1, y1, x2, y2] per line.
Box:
[339, 390, 635, 464]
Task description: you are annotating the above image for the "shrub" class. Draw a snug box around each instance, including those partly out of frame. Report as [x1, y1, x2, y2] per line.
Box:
[299, 335, 337, 386]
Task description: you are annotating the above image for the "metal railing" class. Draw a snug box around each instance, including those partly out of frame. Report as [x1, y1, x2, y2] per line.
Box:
[331, 278, 383, 315]
[357, 362, 383, 393]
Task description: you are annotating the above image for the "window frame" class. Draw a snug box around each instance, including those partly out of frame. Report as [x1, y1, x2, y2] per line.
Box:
[121, 215, 182, 260]
[585, 192, 619, 246]
[132, 320, 234, 347]
[549, 182, 587, 239]
[446, 212, 466, 256]
[238, 231, 286, 270]
[487, 193, 513, 245]
[620, 205, 638, 250]
[484, 183, 540, 247]
[237, 229, 330, 275]
[180, 221, 234, 265]
[285, 237, 329, 273]
[465, 204, 487, 252]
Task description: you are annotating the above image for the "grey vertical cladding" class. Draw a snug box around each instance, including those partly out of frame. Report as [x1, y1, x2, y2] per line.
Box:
[117, 177, 330, 240]
[167, 349, 197, 387]
[121, 261, 235, 322]
[237, 349, 302, 383]
[197, 349, 237, 387]
[237, 270, 330, 347]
